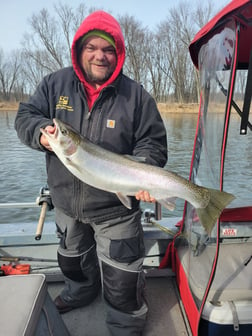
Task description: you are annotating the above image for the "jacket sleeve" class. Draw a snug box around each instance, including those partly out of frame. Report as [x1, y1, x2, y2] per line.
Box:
[133, 89, 168, 168]
[14, 77, 54, 152]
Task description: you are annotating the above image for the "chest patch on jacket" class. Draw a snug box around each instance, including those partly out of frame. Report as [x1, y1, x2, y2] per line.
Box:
[56, 96, 74, 112]
[106, 119, 116, 128]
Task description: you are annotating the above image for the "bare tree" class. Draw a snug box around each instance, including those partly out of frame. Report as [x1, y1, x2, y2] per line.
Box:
[0, 49, 21, 101]
[54, 2, 88, 61]
[23, 8, 66, 71]
[118, 15, 150, 85]
[155, 0, 217, 103]
[145, 32, 172, 101]
[21, 3, 89, 91]
[1, 0, 225, 103]
[156, 2, 196, 103]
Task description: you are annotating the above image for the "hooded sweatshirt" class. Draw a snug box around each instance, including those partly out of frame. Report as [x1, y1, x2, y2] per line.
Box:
[71, 11, 126, 109]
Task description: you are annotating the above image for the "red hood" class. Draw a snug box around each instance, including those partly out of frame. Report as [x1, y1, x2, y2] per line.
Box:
[72, 11, 125, 88]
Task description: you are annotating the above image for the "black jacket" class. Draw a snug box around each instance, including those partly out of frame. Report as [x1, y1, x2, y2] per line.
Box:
[15, 67, 167, 221]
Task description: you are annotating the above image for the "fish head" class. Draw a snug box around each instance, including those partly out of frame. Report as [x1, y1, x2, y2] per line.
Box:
[40, 118, 79, 156]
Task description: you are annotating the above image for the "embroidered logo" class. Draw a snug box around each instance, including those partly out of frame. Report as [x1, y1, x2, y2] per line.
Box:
[56, 96, 73, 112]
[106, 119, 116, 128]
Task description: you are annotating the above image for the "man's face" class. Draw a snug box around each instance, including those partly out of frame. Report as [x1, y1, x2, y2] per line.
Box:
[80, 36, 117, 88]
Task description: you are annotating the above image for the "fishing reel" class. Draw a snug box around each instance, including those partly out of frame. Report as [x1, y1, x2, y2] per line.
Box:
[143, 208, 155, 223]
[36, 186, 54, 211]
[143, 202, 162, 223]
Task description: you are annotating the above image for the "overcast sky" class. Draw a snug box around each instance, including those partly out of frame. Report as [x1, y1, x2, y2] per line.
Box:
[1, 0, 230, 52]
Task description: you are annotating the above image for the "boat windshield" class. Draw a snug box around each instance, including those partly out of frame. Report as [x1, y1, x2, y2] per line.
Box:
[194, 24, 236, 190]
[175, 20, 237, 312]
[172, 1, 252, 334]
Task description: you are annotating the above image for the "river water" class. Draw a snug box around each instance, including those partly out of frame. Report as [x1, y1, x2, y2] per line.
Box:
[0, 111, 197, 224]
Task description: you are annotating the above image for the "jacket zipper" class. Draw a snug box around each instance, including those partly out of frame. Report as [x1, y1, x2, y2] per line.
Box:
[74, 86, 114, 218]
[86, 89, 111, 142]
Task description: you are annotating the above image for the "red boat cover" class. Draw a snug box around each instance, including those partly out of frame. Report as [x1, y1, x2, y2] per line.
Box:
[161, 2, 252, 335]
[189, 0, 252, 68]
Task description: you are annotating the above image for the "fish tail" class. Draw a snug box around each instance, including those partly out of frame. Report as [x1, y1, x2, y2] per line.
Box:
[196, 188, 235, 235]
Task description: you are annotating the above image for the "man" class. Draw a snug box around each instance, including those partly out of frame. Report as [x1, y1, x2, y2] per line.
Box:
[15, 10, 167, 336]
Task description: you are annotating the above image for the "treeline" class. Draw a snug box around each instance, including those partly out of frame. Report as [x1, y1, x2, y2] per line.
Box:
[0, 1, 225, 104]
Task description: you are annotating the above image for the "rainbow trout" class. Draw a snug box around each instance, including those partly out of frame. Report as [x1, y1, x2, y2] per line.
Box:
[40, 118, 235, 235]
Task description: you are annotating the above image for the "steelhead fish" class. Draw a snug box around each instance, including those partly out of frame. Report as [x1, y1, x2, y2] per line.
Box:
[40, 118, 235, 235]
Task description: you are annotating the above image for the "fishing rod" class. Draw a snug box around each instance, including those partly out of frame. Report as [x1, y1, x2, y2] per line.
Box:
[0, 255, 57, 263]
[35, 186, 54, 240]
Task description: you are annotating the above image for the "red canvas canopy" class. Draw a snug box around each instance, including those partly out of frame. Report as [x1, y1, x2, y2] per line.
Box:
[189, 0, 252, 69]
[161, 1, 252, 335]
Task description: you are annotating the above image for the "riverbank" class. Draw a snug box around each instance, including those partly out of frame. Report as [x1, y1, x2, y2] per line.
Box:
[158, 102, 198, 114]
[0, 102, 19, 111]
[0, 101, 199, 113]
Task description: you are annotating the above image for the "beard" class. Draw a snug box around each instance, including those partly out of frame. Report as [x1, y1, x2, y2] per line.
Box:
[84, 65, 114, 85]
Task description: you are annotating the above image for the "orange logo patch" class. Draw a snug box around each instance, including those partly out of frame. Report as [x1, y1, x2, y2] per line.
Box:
[106, 119, 116, 128]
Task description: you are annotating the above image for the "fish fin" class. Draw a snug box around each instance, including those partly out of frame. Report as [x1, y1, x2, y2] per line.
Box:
[196, 189, 235, 235]
[124, 155, 146, 163]
[158, 197, 177, 211]
[116, 192, 132, 209]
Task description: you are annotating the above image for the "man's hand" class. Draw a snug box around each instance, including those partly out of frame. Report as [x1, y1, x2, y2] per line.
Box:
[135, 190, 156, 203]
[40, 125, 55, 151]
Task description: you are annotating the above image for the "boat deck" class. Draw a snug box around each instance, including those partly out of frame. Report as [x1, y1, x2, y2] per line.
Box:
[47, 274, 190, 336]
[0, 218, 191, 335]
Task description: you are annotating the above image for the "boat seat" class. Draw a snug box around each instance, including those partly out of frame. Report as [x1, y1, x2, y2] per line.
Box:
[0, 274, 69, 336]
[179, 242, 252, 302]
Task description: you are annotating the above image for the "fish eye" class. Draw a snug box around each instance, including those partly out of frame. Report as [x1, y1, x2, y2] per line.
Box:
[61, 128, 68, 136]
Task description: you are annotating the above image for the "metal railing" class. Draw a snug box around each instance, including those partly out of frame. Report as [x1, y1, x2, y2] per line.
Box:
[0, 202, 38, 208]
[0, 186, 53, 240]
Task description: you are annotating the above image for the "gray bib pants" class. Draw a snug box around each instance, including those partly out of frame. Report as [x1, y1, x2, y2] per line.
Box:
[55, 207, 148, 336]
